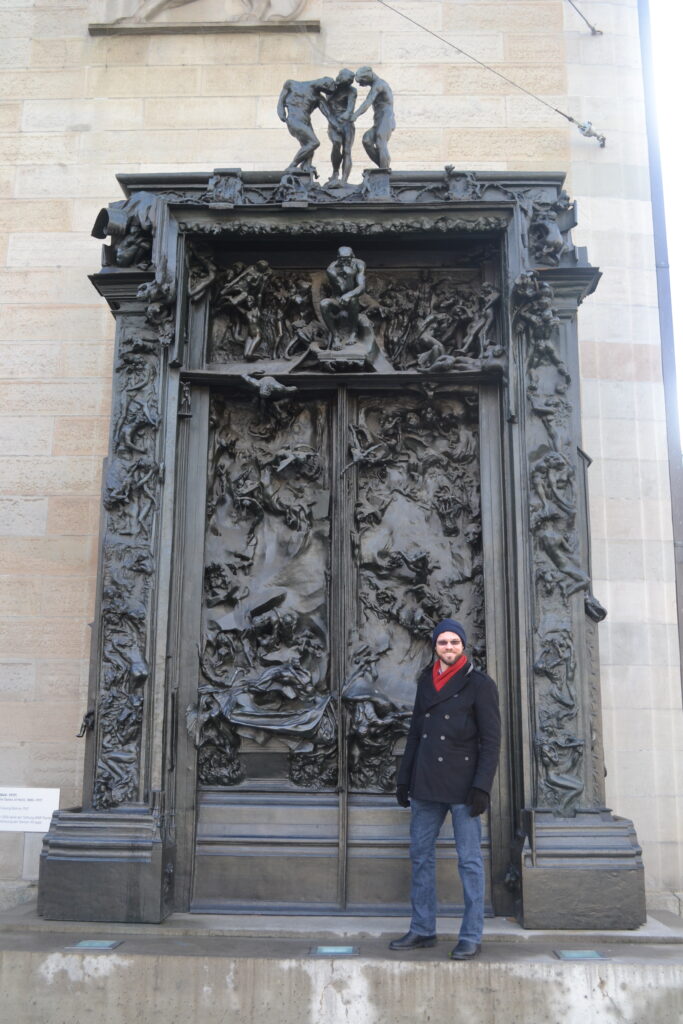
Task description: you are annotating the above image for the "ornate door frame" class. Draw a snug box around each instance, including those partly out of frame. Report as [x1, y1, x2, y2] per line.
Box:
[38, 169, 645, 928]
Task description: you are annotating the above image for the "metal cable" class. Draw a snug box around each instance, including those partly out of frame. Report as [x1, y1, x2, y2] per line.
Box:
[373, 0, 606, 143]
[565, 0, 603, 35]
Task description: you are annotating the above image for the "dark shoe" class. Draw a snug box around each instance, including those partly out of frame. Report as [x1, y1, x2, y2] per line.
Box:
[389, 931, 437, 950]
[449, 940, 481, 960]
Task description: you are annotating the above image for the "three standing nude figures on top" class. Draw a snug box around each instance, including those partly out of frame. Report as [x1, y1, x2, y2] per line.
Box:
[277, 67, 395, 182]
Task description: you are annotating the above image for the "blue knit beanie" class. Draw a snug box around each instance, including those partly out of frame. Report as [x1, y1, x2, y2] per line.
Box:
[431, 618, 467, 648]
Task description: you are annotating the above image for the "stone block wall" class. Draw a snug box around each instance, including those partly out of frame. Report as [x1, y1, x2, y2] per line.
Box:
[565, 0, 683, 915]
[0, 0, 681, 913]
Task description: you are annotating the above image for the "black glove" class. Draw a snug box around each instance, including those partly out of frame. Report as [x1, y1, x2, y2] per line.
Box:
[466, 787, 489, 817]
[396, 784, 411, 808]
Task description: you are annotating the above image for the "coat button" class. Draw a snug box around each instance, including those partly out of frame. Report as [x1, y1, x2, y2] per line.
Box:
[440, 735, 446, 741]
[465, 756, 470, 761]
[444, 714, 450, 720]
[425, 713, 430, 718]
[423, 733, 428, 739]
[437, 756, 443, 762]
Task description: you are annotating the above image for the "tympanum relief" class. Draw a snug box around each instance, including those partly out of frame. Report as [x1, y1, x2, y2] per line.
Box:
[90, 0, 312, 34]
[193, 243, 502, 378]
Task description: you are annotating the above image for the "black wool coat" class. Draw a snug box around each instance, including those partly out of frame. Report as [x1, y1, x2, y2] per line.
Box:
[397, 659, 501, 805]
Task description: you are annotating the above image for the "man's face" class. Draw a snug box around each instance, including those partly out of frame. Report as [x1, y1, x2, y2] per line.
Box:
[434, 631, 464, 667]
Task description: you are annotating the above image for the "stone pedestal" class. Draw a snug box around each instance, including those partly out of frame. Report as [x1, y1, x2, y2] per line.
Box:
[520, 809, 646, 929]
[38, 809, 172, 923]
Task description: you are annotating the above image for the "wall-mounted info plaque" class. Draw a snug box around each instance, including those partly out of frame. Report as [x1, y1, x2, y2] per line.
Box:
[0, 788, 60, 832]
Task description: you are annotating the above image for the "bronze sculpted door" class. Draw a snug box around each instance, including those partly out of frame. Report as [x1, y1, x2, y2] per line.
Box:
[39, 173, 644, 929]
[189, 383, 491, 913]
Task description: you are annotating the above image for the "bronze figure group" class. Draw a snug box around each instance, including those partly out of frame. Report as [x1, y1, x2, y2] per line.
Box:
[278, 67, 395, 180]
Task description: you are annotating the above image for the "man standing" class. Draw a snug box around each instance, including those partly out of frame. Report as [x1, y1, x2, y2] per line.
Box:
[390, 619, 501, 960]
[349, 66, 395, 169]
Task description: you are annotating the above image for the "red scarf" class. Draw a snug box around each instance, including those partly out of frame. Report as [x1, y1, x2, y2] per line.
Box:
[432, 654, 467, 692]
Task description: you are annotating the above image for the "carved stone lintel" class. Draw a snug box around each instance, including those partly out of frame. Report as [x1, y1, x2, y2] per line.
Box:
[89, 0, 313, 36]
[181, 213, 508, 241]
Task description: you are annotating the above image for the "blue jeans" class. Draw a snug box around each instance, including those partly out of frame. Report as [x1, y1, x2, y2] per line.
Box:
[409, 797, 485, 942]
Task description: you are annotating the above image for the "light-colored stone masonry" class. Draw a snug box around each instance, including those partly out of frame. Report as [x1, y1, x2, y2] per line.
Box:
[564, 0, 683, 914]
[0, 0, 681, 913]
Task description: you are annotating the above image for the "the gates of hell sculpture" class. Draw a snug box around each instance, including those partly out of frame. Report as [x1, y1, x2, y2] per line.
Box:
[38, 168, 646, 928]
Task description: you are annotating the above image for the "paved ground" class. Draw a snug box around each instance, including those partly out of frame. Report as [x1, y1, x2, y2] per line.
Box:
[1, 902, 681, 965]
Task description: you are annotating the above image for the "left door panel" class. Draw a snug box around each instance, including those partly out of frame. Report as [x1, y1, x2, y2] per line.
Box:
[191, 389, 340, 910]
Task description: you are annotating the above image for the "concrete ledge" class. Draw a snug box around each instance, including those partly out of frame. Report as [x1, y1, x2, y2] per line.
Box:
[1, 948, 681, 1024]
[1, 906, 682, 1022]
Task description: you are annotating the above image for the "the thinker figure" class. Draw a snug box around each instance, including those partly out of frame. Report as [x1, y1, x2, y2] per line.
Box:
[320, 246, 367, 349]
[277, 77, 335, 173]
[350, 66, 395, 169]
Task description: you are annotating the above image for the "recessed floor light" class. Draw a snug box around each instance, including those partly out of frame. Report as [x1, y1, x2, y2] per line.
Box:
[309, 946, 359, 956]
[553, 949, 609, 961]
[64, 939, 122, 951]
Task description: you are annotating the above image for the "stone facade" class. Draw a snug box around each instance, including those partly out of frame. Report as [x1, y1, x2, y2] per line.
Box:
[0, 0, 681, 914]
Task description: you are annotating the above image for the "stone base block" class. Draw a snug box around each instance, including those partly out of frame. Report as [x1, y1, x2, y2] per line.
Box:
[37, 808, 172, 923]
[520, 809, 646, 930]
